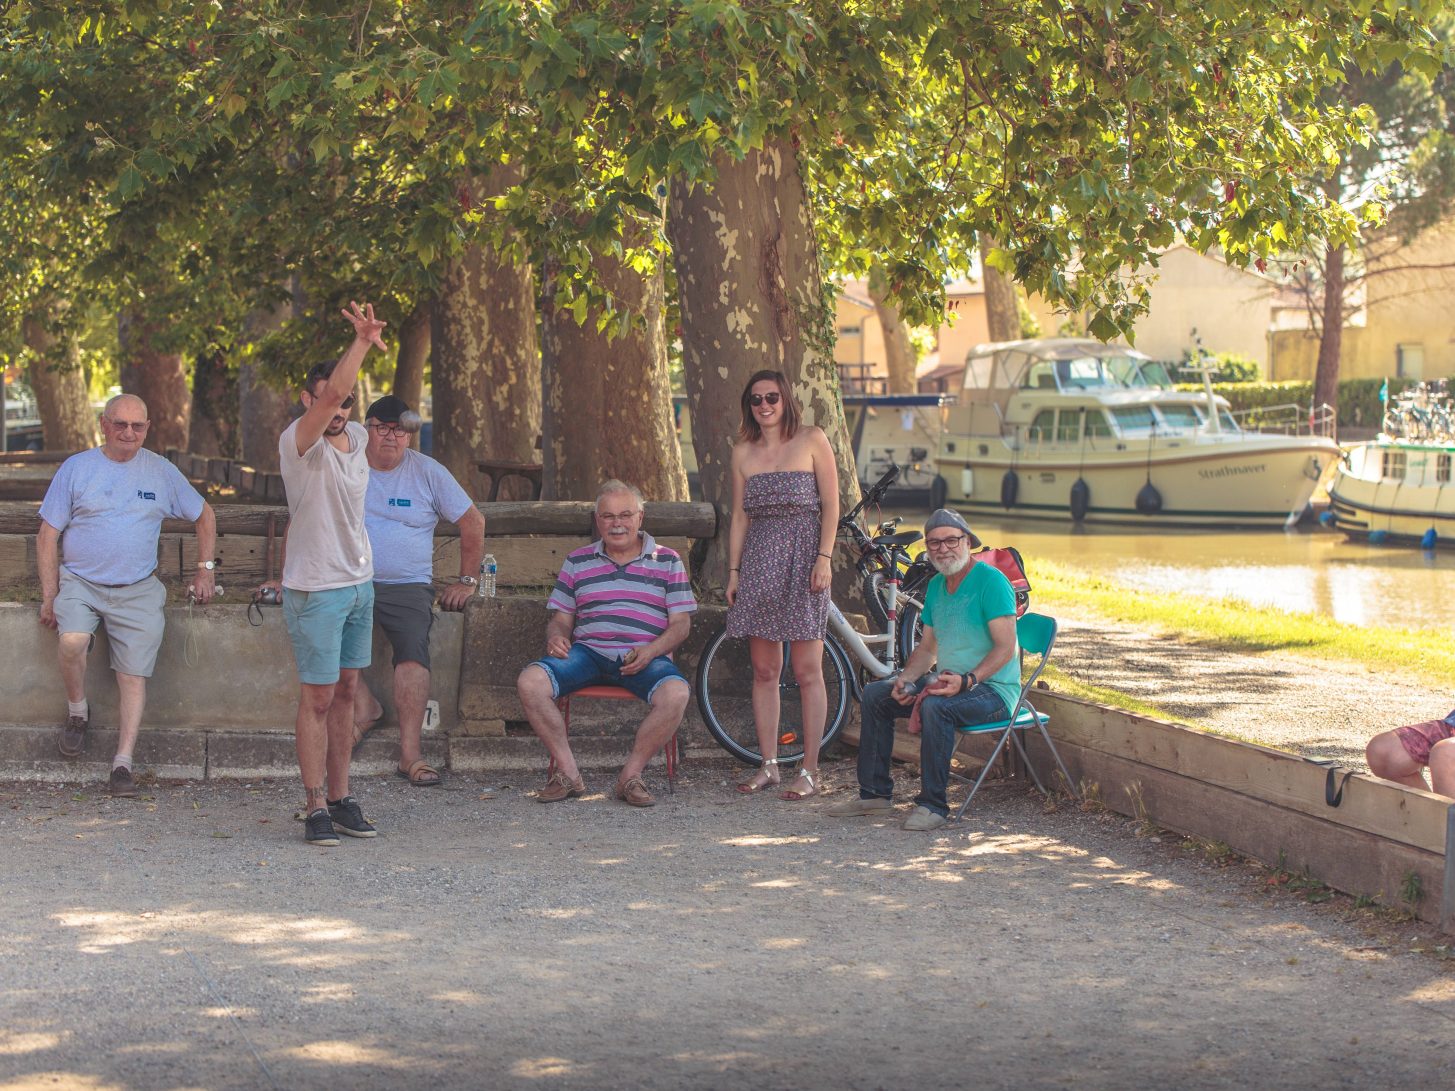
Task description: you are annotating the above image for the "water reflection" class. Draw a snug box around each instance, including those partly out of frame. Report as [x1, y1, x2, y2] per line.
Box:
[886, 510, 1455, 632]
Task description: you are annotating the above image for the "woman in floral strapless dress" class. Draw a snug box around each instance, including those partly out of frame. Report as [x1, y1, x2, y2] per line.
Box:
[725, 370, 839, 800]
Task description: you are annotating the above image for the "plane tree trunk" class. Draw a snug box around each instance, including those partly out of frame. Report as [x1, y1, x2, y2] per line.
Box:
[980, 235, 1021, 343]
[21, 307, 95, 451]
[393, 297, 432, 413]
[118, 310, 191, 453]
[867, 262, 916, 393]
[1313, 242, 1345, 439]
[189, 350, 238, 458]
[667, 139, 859, 595]
[432, 170, 541, 501]
[541, 228, 687, 503]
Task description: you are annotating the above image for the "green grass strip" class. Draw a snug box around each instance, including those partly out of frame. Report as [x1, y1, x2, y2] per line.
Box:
[1029, 557, 1455, 689]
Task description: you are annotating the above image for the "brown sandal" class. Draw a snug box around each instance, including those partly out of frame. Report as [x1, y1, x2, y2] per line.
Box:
[351, 716, 382, 755]
[396, 758, 442, 787]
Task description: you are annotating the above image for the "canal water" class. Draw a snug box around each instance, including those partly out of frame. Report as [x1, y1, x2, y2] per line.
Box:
[887, 509, 1455, 633]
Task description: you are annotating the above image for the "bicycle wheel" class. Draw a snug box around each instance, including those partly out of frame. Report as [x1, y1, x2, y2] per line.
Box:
[695, 626, 853, 766]
[895, 598, 925, 664]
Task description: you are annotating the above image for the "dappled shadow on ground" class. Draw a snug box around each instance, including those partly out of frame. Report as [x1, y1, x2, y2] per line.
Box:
[2, 771, 1454, 1089]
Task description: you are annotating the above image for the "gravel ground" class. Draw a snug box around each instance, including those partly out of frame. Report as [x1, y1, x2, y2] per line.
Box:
[3, 757, 1455, 1090]
[1049, 607, 1452, 769]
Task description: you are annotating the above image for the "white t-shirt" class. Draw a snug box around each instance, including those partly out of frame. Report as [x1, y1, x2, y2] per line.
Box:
[278, 419, 372, 591]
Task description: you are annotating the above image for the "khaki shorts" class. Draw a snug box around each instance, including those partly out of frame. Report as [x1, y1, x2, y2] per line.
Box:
[54, 569, 168, 678]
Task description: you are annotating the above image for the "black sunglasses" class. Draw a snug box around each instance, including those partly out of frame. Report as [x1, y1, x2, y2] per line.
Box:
[749, 392, 781, 406]
[307, 389, 356, 410]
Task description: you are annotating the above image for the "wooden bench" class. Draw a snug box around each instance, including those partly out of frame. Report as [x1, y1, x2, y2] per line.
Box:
[476, 459, 544, 502]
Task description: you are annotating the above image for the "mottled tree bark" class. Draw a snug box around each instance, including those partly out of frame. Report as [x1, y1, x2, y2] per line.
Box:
[21, 308, 95, 451]
[118, 310, 191, 453]
[393, 297, 432, 412]
[541, 229, 687, 503]
[867, 261, 916, 393]
[433, 174, 541, 501]
[667, 139, 859, 595]
[189, 351, 239, 459]
[1313, 242, 1345, 439]
[980, 234, 1021, 343]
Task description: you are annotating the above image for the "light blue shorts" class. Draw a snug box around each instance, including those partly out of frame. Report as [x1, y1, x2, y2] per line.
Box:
[282, 582, 374, 685]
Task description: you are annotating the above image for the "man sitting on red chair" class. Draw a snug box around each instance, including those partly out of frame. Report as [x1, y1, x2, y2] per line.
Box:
[516, 480, 696, 807]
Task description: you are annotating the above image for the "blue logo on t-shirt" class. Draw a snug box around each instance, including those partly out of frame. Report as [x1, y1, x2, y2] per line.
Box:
[137, 491, 156, 500]
[387, 498, 412, 507]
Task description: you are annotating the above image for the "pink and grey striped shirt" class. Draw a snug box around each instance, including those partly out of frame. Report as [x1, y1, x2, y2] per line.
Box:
[547, 533, 697, 654]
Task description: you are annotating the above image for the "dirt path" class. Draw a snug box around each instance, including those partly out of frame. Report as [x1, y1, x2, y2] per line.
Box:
[3, 766, 1454, 1090]
[1049, 606, 1452, 769]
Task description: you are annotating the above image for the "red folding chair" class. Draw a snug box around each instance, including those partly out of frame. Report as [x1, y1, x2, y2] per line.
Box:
[551, 685, 681, 792]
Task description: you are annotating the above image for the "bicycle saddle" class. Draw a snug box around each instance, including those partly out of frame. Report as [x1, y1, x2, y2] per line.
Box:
[873, 530, 922, 547]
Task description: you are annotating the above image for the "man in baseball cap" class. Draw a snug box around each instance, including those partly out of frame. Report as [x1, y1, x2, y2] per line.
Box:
[827, 508, 1017, 831]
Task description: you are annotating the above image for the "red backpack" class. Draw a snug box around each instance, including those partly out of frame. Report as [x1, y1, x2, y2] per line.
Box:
[973, 546, 1031, 617]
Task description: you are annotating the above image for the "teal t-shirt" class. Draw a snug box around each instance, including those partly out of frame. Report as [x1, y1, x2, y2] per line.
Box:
[919, 561, 1021, 715]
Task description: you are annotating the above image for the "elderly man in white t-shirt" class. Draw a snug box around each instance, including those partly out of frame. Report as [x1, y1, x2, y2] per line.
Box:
[351, 394, 485, 787]
[276, 301, 387, 848]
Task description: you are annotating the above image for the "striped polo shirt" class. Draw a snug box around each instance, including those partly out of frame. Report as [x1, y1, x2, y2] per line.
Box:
[547, 533, 696, 655]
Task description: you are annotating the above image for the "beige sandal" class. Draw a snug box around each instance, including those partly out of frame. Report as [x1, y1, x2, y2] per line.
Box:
[779, 768, 819, 801]
[737, 758, 781, 794]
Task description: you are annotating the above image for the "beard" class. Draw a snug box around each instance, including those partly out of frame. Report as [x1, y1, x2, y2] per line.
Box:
[324, 417, 348, 436]
[930, 550, 971, 577]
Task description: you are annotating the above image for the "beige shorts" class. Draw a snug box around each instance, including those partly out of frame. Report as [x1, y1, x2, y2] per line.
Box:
[54, 569, 168, 678]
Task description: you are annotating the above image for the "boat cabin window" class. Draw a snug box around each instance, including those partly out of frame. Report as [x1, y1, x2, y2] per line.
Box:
[1024, 362, 1059, 390]
[1110, 406, 1156, 436]
[1028, 409, 1057, 442]
[1085, 409, 1113, 437]
[1382, 449, 1407, 480]
[1056, 411, 1082, 442]
[1439, 453, 1452, 483]
[1156, 404, 1202, 432]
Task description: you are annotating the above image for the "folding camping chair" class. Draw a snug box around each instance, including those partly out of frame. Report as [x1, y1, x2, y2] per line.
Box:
[948, 611, 1077, 819]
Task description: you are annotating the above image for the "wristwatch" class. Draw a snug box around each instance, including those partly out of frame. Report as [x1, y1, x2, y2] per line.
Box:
[962, 671, 978, 693]
[196, 560, 216, 571]
[458, 574, 478, 586]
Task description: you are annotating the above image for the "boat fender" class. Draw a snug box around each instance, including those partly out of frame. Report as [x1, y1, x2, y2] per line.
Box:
[1000, 470, 1018, 509]
[1135, 481, 1163, 515]
[1369, 529, 1389, 545]
[1422, 528, 1438, 550]
[930, 474, 948, 511]
[1318, 510, 1335, 527]
[1069, 478, 1090, 522]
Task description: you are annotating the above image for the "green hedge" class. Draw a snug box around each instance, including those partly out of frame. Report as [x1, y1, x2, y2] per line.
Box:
[1173, 377, 1415, 429]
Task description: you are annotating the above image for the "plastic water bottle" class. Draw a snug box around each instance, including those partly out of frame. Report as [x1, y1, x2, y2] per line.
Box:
[479, 554, 497, 598]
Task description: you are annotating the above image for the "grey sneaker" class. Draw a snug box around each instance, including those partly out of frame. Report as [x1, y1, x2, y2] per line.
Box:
[902, 805, 948, 832]
[826, 796, 894, 818]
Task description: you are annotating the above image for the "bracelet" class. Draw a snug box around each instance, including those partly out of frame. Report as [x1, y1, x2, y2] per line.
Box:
[817, 552, 832, 560]
[729, 567, 740, 572]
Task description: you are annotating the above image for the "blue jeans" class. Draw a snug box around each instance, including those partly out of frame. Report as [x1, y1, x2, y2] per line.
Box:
[857, 678, 1008, 817]
[530, 643, 687, 705]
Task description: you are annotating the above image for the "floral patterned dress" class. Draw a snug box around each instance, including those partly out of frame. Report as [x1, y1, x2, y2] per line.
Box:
[726, 470, 830, 641]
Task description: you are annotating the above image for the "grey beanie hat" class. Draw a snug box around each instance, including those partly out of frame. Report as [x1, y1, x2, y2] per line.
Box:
[923, 508, 982, 549]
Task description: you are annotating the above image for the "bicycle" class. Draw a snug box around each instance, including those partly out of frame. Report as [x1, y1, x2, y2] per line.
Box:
[694, 465, 925, 765]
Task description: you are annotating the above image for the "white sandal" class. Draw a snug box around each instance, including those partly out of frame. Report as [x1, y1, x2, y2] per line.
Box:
[779, 768, 819, 801]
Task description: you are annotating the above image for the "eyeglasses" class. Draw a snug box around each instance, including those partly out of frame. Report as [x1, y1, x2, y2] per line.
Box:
[748, 392, 781, 407]
[925, 534, 968, 551]
[107, 420, 149, 432]
[598, 510, 641, 523]
[369, 422, 408, 437]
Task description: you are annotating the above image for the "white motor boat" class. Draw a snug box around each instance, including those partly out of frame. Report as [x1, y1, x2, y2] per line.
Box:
[1326, 440, 1455, 547]
[938, 338, 1339, 527]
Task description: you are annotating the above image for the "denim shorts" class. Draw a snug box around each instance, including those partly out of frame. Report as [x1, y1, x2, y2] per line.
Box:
[282, 582, 374, 685]
[530, 643, 687, 704]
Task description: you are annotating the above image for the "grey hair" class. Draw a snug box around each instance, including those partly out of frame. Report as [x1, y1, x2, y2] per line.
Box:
[102, 393, 148, 421]
[596, 479, 644, 509]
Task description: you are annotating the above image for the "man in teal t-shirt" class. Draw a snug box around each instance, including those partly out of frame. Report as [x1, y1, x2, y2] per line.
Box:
[828, 508, 1019, 831]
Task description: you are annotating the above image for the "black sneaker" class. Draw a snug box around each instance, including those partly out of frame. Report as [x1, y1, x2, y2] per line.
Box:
[304, 809, 340, 847]
[327, 796, 377, 838]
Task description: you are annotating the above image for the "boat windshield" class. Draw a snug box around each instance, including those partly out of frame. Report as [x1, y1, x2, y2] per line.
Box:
[1018, 352, 1159, 392]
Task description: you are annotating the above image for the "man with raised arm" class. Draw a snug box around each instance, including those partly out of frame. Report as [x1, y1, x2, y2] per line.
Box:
[278, 301, 387, 847]
[828, 508, 1020, 831]
[351, 394, 486, 787]
[516, 480, 696, 808]
[38, 393, 217, 798]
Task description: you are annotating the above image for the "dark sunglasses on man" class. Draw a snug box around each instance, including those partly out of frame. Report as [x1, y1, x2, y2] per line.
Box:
[749, 392, 781, 406]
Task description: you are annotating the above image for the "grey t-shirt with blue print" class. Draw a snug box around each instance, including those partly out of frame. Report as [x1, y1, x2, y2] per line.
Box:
[365, 449, 474, 584]
[39, 447, 205, 586]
